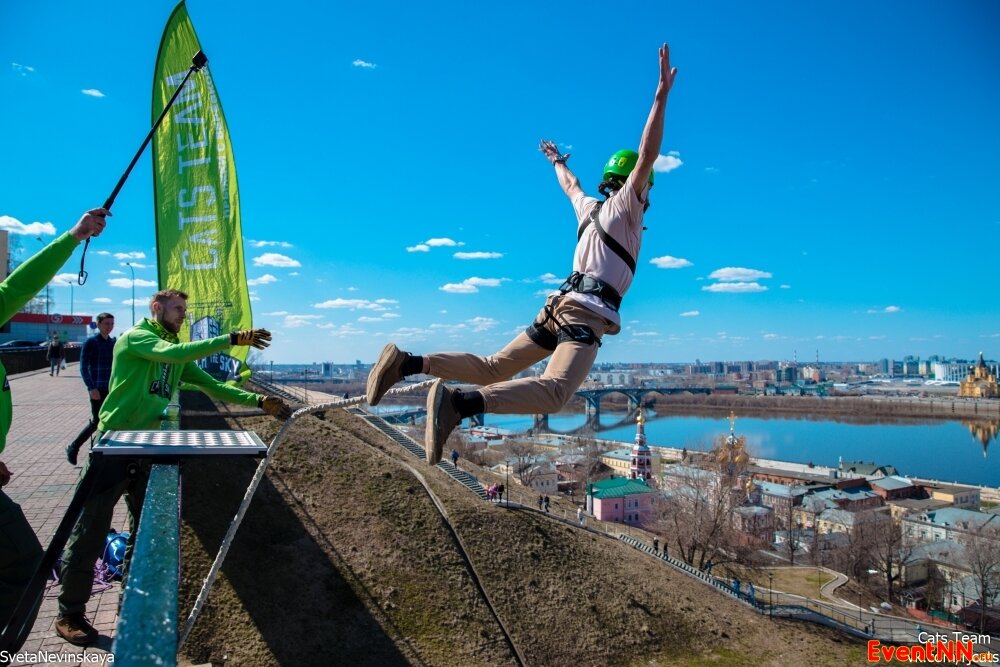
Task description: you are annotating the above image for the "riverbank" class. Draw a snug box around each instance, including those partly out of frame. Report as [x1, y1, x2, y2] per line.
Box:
[638, 393, 1000, 422]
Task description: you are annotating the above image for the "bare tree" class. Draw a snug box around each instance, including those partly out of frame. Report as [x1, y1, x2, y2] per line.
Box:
[505, 438, 543, 487]
[964, 523, 1000, 633]
[656, 465, 745, 570]
[862, 512, 912, 603]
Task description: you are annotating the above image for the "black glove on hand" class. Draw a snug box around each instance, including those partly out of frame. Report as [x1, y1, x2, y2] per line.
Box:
[259, 395, 292, 420]
[230, 328, 272, 349]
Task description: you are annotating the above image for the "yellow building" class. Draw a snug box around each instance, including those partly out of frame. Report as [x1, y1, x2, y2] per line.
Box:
[959, 352, 999, 398]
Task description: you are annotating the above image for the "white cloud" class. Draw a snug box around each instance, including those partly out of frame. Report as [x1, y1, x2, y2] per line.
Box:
[632, 332, 660, 337]
[709, 267, 772, 282]
[0, 215, 56, 236]
[283, 314, 323, 328]
[108, 277, 157, 288]
[702, 282, 768, 293]
[534, 288, 560, 297]
[780, 284, 791, 289]
[357, 316, 383, 323]
[313, 298, 394, 310]
[653, 152, 683, 173]
[109, 270, 124, 275]
[248, 274, 278, 286]
[425, 238, 464, 247]
[406, 244, 430, 253]
[249, 240, 292, 248]
[352, 59, 377, 69]
[382, 312, 400, 319]
[454, 251, 503, 260]
[253, 253, 301, 268]
[867, 305, 902, 314]
[538, 273, 563, 285]
[680, 310, 700, 317]
[91, 297, 112, 304]
[289, 272, 299, 277]
[467, 316, 498, 332]
[81, 88, 105, 98]
[705, 166, 719, 173]
[121, 262, 149, 269]
[12, 63, 35, 76]
[49, 273, 79, 286]
[123, 297, 149, 307]
[114, 251, 146, 261]
[95, 250, 111, 256]
[763, 333, 781, 340]
[650, 255, 693, 269]
[440, 276, 506, 293]
[441, 282, 478, 294]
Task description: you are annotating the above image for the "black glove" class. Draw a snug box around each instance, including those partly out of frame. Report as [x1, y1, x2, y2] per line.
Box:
[230, 328, 272, 349]
[259, 395, 292, 420]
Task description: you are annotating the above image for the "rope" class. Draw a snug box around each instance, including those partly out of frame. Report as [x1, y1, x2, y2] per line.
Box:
[177, 380, 435, 650]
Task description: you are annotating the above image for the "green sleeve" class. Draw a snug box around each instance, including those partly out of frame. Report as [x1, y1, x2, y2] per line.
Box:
[180, 361, 261, 407]
[0, 232, 79, 323]
[121, 327, 233, 365]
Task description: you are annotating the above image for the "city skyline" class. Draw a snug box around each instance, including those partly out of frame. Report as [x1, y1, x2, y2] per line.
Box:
[2, 1, 998, 364]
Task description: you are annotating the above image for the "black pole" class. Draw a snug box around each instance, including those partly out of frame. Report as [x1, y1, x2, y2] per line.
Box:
[78, 50, 208, 286]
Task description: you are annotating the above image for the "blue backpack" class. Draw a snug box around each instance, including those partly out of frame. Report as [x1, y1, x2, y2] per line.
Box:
[101, 530, 129, 580]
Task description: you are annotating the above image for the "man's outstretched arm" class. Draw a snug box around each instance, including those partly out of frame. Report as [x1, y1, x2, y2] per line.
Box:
[539, 139, 584, 202]
[631, 43, 678, 193]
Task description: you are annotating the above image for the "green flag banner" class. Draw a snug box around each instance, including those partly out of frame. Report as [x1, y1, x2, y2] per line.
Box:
[152, 2, 252, 381]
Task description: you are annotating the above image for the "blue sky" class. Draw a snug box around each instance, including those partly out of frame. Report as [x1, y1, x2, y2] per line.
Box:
[1, 1, 998, 364]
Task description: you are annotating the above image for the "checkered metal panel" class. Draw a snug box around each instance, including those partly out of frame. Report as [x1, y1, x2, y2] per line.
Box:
[93, 430, 268, 457]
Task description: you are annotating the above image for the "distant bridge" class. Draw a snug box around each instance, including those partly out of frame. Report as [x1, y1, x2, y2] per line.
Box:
[533, 385, 713, 433]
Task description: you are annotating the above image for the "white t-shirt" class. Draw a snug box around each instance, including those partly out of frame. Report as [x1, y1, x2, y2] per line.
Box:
[568, 172, 648, 334]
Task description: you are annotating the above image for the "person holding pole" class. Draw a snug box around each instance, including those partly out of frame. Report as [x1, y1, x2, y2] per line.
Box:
[0, 209, 109, 652]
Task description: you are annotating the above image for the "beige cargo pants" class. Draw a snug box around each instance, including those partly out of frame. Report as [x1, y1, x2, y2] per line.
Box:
[426, 294, 611, 414]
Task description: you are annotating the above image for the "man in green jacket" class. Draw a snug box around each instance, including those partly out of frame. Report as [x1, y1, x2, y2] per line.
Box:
[0, 208, 109, 652]
[55, 288, 292, 646]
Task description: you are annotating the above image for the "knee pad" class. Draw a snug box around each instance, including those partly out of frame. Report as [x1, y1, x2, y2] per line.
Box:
[556, 324, 600, 347]
[525, 322, 558, 351]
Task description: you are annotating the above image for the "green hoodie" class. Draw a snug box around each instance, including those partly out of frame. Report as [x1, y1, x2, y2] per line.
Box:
[0, 232, 81, 454]
[98, 317, 261, 431]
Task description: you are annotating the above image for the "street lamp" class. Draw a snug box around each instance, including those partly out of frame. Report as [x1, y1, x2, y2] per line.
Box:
[768, 571, 773, 619]
[125, 262, 136, 326]
[34, 237, 51, 336]
[505, 459, 511, 506]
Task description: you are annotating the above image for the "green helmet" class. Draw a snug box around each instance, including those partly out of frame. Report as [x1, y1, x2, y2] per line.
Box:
[602, 149, 654, 186]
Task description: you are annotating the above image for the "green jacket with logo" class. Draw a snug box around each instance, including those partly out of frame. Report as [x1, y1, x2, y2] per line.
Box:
[0, 232, 81, 454]
[98, 317, 261, 431]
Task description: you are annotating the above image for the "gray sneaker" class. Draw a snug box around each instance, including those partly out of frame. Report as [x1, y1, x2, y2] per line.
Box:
[367, 343, 406, 406]
[425, 380, 460, 465]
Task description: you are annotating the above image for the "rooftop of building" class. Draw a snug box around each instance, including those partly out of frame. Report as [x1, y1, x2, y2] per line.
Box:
[590, 477, 655, 499]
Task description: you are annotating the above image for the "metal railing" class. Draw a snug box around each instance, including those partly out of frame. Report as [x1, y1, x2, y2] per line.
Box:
[111, 397, 183, 666]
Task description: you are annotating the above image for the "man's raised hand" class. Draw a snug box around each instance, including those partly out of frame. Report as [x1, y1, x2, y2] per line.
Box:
[230, 328, 272, 349]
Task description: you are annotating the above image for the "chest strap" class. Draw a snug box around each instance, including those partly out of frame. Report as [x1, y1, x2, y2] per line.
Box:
[577, 201, 637, 275]
[558, 271, 622, 312]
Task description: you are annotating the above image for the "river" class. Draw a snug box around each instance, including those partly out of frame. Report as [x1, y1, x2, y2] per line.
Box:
[478, 411, 1000, 489]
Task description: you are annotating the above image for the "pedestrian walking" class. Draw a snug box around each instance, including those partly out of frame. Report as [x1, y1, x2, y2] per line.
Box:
[66, 313, 115, 465]
[577, 507, 584, 525]
[543, 495, 550, 512]
[496, 484, 505, 504]
[537, 495, 543, 511]
[652, 537, 659, 554]
[451, 449, 459, 466]
[366, 43, 679, 466]
[46, 334, 65, 376]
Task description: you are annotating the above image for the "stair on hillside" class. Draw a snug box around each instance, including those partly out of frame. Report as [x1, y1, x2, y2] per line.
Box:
[359, 414, 487, 500]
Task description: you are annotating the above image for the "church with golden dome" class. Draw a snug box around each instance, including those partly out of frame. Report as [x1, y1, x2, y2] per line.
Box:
[959, 352, 1000, 398]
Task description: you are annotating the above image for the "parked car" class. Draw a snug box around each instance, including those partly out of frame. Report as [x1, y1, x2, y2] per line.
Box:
[0, 340, 43, 348]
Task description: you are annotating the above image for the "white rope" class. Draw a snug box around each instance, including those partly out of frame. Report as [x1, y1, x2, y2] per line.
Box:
[177, 379, 435, 650]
